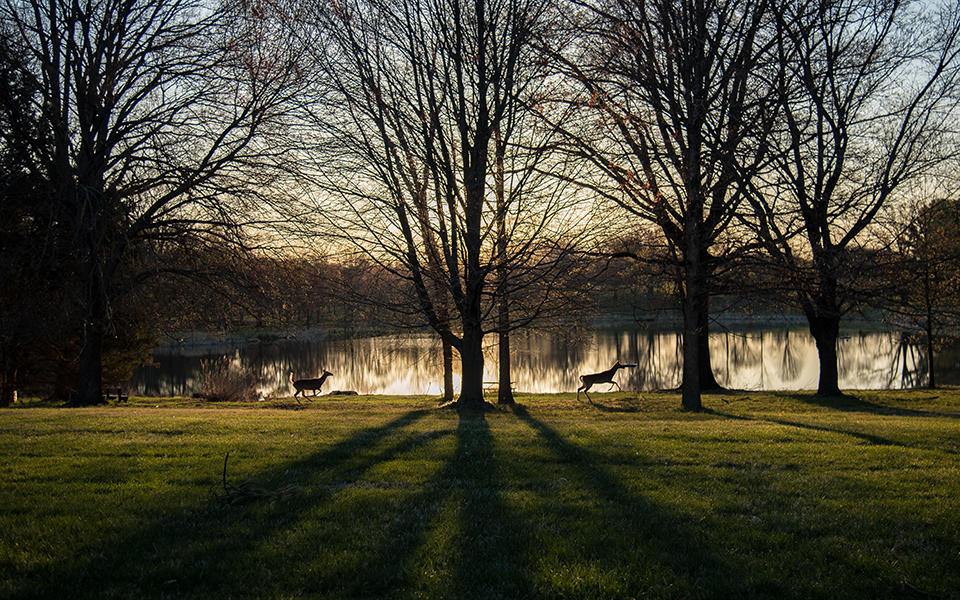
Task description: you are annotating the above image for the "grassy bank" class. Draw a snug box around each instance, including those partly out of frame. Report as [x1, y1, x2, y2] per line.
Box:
[1, 391, 958, 599]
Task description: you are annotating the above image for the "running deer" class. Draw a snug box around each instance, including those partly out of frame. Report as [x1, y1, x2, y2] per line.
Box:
[577, 361, 636, 403]
[290, 370, 333, 403]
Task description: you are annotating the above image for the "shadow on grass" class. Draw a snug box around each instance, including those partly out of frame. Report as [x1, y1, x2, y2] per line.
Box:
[17, 408, 443, 599]
[510, 405, 742, 598]
[450, 412, 532, 599]
[784, 392, 960, 419]
[326, 409, 534, 598]
[706, 408, 904, 448]
[17, 408, 536, 600]
[709, 409, 960, 458]
[587, 395, 645, 413]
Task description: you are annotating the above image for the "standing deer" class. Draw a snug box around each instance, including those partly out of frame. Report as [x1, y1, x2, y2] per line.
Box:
[577, 361, 636, 403]
[290, 370, 333, 403]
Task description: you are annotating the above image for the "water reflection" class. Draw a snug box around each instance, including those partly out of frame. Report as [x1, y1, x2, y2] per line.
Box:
[130, 327, 947, 397]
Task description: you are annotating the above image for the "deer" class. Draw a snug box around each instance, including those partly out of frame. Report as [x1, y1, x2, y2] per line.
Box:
[289, 370, 333, 403]
[577, 360, 637, 403]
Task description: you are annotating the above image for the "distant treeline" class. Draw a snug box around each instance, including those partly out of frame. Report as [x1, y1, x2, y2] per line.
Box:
[4, 216, 958, 404]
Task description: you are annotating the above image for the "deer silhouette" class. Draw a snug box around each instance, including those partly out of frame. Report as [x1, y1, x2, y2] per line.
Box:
[290, 370, 333, 403]
[577, 361, 636, 403]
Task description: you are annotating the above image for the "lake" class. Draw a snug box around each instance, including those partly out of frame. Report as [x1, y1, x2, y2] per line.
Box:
[129, 325, 957, 397]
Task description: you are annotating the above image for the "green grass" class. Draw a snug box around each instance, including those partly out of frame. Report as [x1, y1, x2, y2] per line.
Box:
[2, 390, 959, 599]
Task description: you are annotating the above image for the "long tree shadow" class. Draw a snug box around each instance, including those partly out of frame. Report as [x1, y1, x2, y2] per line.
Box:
[784, 392, 960, 419]
[451, 411, 532, 599]
[510, 405, 739, 598]
[23, 406, 538, 599]
[17, 408, 447, 599]
[705, 408, 903, 448]
[321, 409, 534, 599]
[708, 409, 959, 456]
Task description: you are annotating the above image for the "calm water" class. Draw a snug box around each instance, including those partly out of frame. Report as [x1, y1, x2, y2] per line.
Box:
[130, 326, 956, 397]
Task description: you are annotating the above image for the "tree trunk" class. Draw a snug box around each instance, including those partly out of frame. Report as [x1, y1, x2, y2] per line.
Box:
[442, 337, 455, 402]
[679, 31, 706, 412]
[76, 256, 107, 406]
[497, 326, 514, 404]
[680, 218, 704, 410]
[0, 386, 13, 407]
[0, 362, 14, 406]
[494, 137, 513, 406]
[681, 264, 703, 411]
[923, 265, 936, 389]
[77, 312, 105, 406]
[458, 321, 485, 409]
[925, 317, 936, 389]
[680, 119, 704, 409]
[459, 136, 487, 409]
[809, 314, 841, 396]
[696, 290, 722, 391]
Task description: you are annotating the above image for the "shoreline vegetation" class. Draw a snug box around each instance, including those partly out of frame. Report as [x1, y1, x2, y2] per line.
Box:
[9, 387, 960, 410]
[2, 391, 958, 599]
[154, 312, 930, 352]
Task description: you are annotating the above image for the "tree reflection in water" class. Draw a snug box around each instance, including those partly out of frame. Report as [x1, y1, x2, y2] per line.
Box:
[131, 327, 954, 397]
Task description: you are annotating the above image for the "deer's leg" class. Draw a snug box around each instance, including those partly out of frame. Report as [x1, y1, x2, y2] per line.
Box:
[584, 388, 595, 405]
[610, 381, 622, 392]
[577, 380, 591, 402]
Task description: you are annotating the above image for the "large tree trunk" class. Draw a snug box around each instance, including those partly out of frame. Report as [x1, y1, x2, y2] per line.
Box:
[458, 128, 488, 409]
[806, 259, 843, 397]
[696, 289, 722, 391]
[76, 253, 107, 406]
[681, 261, 703, 411]
[458, 224, 486, 408]
[0, 357, 15, 406]
[0, 386, 13, 407]
[680, 84, 705, 411]
[458, 319, 485, 409]
[77, 309, 105, 405]
[0, 367, 15, 407]
[680, 213, 704, 410]
[808, 313, 841, 396]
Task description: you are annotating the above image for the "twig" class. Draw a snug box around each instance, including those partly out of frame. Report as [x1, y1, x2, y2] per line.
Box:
[213, 452, 301, 503]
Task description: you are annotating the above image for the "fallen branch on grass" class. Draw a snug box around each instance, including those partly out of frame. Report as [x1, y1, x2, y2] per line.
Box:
[212, 452, 302, 504]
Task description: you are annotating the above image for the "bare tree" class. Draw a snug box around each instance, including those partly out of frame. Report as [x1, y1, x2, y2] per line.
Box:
[0, 0, 308, 404]
[309, 0, 590, 408]
[748, 0, 960, 395]
[883, 193, 960, 388]
[548, 0, 783, 409]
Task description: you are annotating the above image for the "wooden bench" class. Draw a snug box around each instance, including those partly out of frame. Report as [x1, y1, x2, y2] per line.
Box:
[104, 387, 129, 403]
[482, 381, 517, 394]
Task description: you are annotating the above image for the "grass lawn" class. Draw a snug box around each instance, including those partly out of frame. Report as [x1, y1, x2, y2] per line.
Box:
[1, 390, 958, 599]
